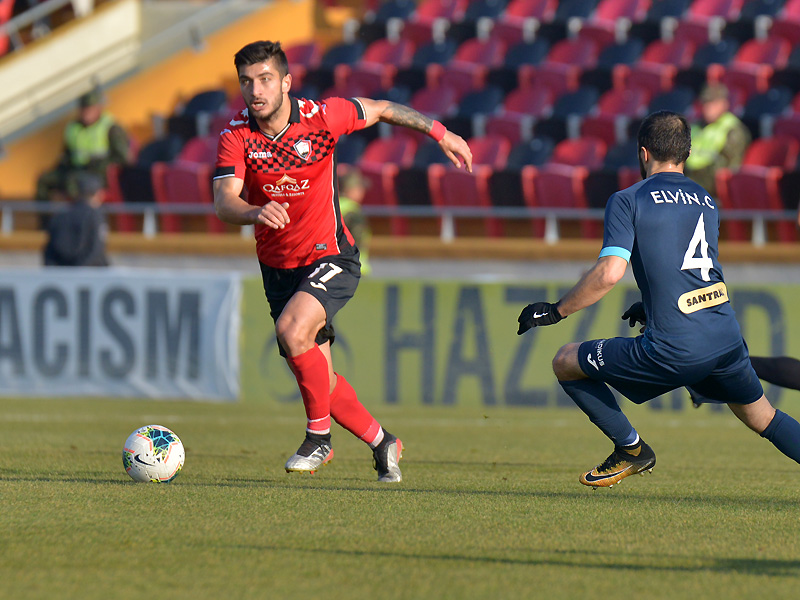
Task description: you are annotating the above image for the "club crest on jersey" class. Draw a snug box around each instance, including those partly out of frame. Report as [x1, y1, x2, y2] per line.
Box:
[293, 139, 311, 160]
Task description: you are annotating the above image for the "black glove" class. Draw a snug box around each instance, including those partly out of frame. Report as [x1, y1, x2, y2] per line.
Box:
[621, 301, 646, 330]
[517, 302, 564, 335]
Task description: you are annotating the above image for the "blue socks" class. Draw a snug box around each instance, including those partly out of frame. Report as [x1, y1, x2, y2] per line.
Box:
[560, 379, 639, 447]
[760, 409, 800, 464]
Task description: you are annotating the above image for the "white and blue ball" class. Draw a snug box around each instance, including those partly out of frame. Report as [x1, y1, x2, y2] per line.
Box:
[122, 425, 185, 483]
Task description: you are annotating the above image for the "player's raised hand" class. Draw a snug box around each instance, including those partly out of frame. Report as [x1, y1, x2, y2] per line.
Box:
[439, 130, 473, 173]
[517, 301, 565, 335]
[258, 201, 291, 229]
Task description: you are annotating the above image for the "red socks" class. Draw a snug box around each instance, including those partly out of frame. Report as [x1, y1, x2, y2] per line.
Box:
[287, 345, 331, 435]
[330, 373, 384, 448]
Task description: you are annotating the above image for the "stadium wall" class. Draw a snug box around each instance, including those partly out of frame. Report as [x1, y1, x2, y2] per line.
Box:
[240, 276, 800, 409]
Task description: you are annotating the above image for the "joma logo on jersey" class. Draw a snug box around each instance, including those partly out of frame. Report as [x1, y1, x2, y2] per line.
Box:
[263, 174, 310, 194]
[248, 150, 272, 159]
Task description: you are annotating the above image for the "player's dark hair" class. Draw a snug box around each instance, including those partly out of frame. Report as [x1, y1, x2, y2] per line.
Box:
[234, 40, 289, 77]
[637, 111, 691, 165]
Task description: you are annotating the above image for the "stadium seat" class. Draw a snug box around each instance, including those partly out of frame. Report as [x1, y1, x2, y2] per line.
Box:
[336, 134, 368, 165]
[167, 89, 229, 140]
[613, 39, 694, 98]
[573, 0, 652, 54]
[518, 37, 600, 100]
[535, 86, 601, 141]
[741, 87, 793, 138]
[687, 0, 745, 22]
[674, 38, 739, 93]
[177, 136, 219, 165]
[772, 114, 800, 142]
[548, 136, 607, 169]
[487, 39, 551, 92]
[715, 165, 796, 242]
[426, 38, 506, 100]
[485, 86, 553, 143]
[706, 37, 791, 102]
[506, 137, 556, 169]
[395, 39, 459, 94]
[489, 0, 558, 45]
[415, 0, 469, 23]
[580, 38, 646, 93]
[151, 162, 224, 234]
[427, 135, 511, 236]
[529, 163, 598, 237]
[409, 85, 459, 120]
[580, 87, 650, 146]
[104, 164, 138, 233]
[647, 86, 697, 117]
[135, 135, 185, 167]
[741, 136, 800, 169]
[284, 42, 322, 89]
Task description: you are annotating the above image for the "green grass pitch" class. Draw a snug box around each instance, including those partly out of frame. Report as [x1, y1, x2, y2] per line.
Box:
[2, 395, 800, 599]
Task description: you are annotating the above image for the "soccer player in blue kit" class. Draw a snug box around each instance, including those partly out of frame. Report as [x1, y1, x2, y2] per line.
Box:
[517, 111, 800, 488]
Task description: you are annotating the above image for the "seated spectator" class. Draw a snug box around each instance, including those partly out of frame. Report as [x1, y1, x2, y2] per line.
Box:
[338, 167, 372, 276]
[43, 172, 109, 267]
[36, 89, 131, 208]
[685, 83, 750, 197]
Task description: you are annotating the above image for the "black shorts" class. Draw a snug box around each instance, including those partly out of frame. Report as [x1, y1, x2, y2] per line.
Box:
[259, 251, 361, 357]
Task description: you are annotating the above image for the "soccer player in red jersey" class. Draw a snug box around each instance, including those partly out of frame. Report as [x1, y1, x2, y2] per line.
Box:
[213, 40, 473, 481]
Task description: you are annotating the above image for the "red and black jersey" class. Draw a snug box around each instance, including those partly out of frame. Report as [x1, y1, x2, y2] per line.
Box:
[214, 96, 368, 268]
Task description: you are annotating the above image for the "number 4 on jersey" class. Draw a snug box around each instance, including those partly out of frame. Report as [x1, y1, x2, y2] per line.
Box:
[681, 213, 713, 282]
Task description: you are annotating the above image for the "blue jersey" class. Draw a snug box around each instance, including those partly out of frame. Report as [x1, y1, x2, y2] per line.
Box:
[600, 171, 743, 365]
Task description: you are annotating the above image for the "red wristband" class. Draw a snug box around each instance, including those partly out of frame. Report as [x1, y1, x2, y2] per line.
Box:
[428, 120, 446, 142]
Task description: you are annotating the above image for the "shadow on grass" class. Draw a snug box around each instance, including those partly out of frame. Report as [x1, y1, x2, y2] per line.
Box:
[205, 542, 800, 577]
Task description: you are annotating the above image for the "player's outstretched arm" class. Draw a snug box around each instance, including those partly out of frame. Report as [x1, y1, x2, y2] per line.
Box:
[356, 98, 473, 172]
[517, 256, 628, 335]
[213, 177, 290, 229]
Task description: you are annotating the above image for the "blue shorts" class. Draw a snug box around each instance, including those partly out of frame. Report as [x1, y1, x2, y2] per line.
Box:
[577, 336, 764, 405]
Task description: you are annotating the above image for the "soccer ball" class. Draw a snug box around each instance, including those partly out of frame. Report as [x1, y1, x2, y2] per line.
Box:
[122, 425, 185, 483]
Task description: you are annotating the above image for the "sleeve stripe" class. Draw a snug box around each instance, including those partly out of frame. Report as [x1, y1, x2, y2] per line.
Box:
[599, 246, 631, 261]
[348, 97, 367, 120]
[214, 166, 236, 179]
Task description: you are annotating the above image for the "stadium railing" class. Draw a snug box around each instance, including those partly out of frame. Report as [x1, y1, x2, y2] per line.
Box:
[1, 201, 795, 246]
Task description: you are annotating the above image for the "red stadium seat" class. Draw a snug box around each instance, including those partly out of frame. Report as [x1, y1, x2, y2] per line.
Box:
[773, 114, 800, 142]
[427, 135, 511, 236]
[715, 166, 796, 242]
[409, 85, 459, 118]
[502, 86, 554, 117]
[414, 0, 468, 23]
[357, 137, 418, 234]
[580, 88, 650, 146]
[742, 136, 800, 169]
[518, 38, 600, 98]
[283, 42, 322, 87]
[613, 39, 694, 98]
[151, 162, 225, 234]
[177, 136, 219, 164]
[531, 163, 598, 237]
[104, 164, 138, 233]
[687, 0, 745, 21]
[490, 0, 558, 45]
[549, 137, 607, 170]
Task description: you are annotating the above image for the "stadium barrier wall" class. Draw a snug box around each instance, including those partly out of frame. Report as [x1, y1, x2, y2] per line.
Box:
[0, 268, 241, 400]
[241, 277, 800, 410]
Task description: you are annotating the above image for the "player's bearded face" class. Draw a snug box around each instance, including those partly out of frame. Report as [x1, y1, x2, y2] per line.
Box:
[239, 61, 287, 122]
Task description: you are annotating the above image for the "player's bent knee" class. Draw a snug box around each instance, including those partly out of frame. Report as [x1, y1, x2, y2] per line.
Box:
[275, 318, 322, 356]
[553, 343, 583, 381]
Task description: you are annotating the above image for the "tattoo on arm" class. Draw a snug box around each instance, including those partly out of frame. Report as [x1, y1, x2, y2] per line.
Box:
[380, 102, 434, 133]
